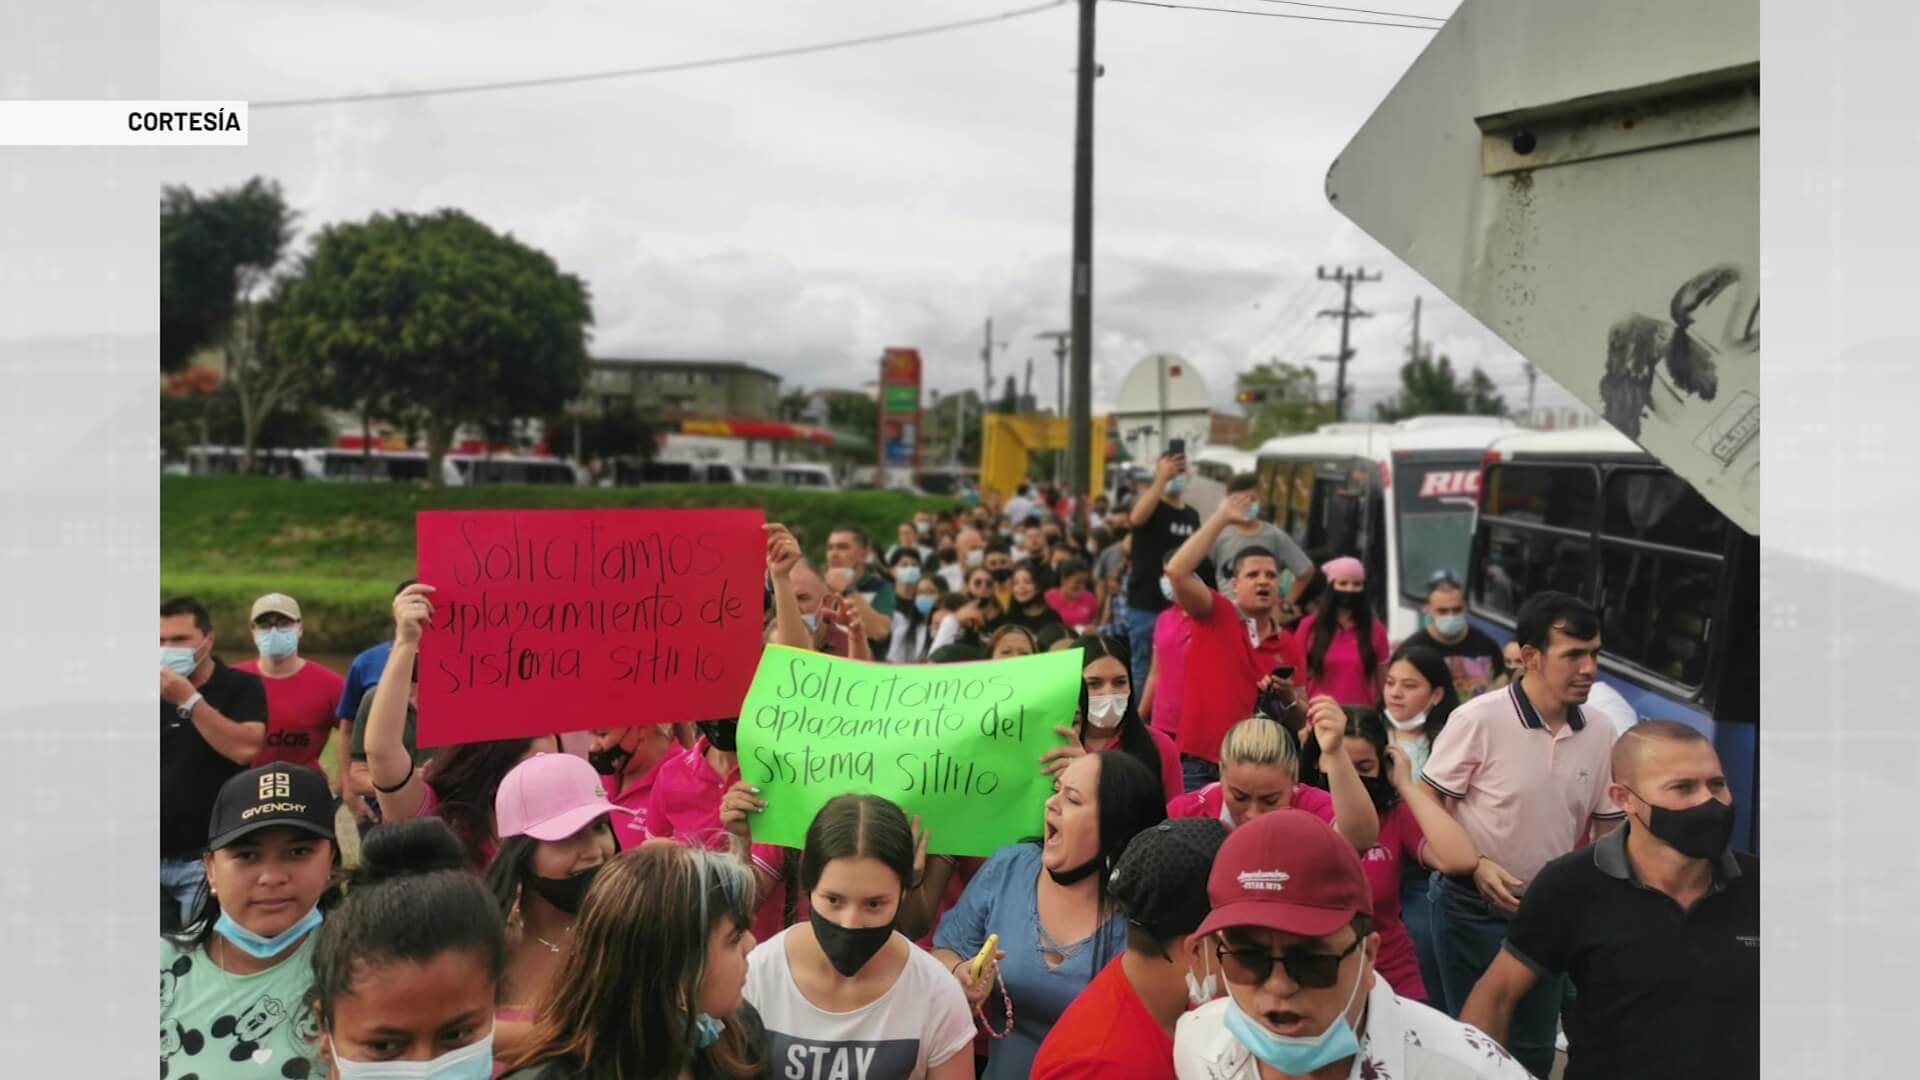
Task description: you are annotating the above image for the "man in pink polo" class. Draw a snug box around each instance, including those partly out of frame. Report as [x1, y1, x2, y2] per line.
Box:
[1420, 590, 1625, 1078]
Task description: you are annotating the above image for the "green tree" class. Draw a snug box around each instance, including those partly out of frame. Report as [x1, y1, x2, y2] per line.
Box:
[828, 392, 878, 445]
[1237, 359, 1334, 445]
[541, 402, 662, 472]
[160, 178, 315, 470]
[275, 209, 595, 486]
[1372, 350, 1509, 422]
[998, 375, 1019, 415]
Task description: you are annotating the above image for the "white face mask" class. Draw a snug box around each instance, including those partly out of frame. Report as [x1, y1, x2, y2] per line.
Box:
[331, 1026, 494, 1079]
[965, 550, 985, 569]
[1387, 707, 1429, 732]
[1086, 693, 1128, 730]
[1186, 949, 1220, 1007]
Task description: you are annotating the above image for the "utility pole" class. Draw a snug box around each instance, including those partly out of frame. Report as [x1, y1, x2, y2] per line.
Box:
[1036, 330, 1071, 417]
[1523, 361, 1539, 426]
[1066, 0, 1098, 527]
[1410, 295, 1422, 364]
[1023, 356, 1035, 412]
[1316, 265, 1380, 421]
[980, 317, 1006, 413]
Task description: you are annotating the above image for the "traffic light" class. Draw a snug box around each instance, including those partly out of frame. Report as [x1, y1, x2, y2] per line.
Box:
[1237, 387, 1270, 404]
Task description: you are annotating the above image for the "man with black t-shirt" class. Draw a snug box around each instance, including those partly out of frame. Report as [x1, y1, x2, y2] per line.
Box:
[1410, 573, 1507, 701]
[1125, 450, 1202, 691]
[1463, 720, 1758, 1079]
[159, 596, 268, 930]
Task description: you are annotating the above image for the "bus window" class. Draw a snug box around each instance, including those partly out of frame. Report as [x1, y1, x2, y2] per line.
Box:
[1482, 463, 1599, 532]
[1474, 522, 1594, 619]
[1258, 461, 1290, 528]
[1602, 470, 1729, 554]
[1320, 485, 1365, 558]
[1391, 460, 1484, 603]
[705, 464, 736, 484]
[1597, 547, 1718, 688]
[1288, 466, 1313, 544]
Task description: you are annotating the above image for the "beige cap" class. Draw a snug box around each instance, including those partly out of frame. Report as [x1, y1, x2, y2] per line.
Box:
[250, 593, 302, 622]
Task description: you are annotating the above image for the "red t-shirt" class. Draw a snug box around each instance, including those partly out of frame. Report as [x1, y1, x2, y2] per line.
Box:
[1045, 587, 1100, 629]
[233, 659, 346, 772]
[1031, 956, 1175, 1080]
[1357, 799, 1430, 1000]
[1175, 591, 1294, 763]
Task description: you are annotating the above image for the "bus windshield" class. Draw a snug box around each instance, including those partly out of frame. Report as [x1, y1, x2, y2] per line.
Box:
[1392, 458, 1483, 602]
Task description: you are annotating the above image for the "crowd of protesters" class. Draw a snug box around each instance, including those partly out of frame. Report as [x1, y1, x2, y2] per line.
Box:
[160, 449, 1756, 1079]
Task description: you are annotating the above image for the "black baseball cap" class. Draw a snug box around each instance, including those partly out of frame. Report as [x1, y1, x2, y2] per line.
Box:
[1109, 817, 1230, 940]
[206, 764, 337, 851]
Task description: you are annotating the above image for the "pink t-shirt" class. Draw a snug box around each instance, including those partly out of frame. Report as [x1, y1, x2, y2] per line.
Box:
[233, 659, 346, 772]
[1167, 781, 1335, 829]
[1148, 607, 1194, 738]
[1356, 800, 1429, 1001]
[600, 752, 670, 851]
[644, 739, 803, 944]
[1293, 614, 1391, 707]
[1147, 725, 1183, 806]
[1045, 587, 1100, 629]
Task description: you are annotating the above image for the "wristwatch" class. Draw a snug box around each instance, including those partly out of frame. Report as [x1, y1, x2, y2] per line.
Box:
[176, 692, 204, 720]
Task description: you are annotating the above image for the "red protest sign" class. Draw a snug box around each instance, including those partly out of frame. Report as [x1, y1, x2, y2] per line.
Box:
[413, 509, 766, 747]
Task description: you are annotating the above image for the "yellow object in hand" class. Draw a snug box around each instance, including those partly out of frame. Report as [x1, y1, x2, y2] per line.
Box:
[970, 933, 999, 985]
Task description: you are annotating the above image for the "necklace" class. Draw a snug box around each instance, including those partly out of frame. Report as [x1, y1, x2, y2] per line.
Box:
[1033, 888, 1086, 963]
[534, 925, 573, 953]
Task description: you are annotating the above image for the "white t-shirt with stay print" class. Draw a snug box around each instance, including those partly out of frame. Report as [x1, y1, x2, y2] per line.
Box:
[745, 927, 976, 1080]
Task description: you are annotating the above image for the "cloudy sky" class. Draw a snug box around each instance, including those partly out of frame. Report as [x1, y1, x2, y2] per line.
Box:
[153, 0, 1587, 422]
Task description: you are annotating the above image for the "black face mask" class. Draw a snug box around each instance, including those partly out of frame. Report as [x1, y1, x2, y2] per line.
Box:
[1046, 853, 1106, 887]
[525, 862, 603, 916]
[698, 719, 739, 753]
[990, 567, 1013, 584]
[1331, 591, 1365, 612]
[809, 905, 898, 978]
[587, 746, 629, 776]
[1626, 788, 1735, 859]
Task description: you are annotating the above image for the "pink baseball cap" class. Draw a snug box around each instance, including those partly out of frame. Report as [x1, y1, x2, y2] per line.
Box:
[1321, 556, 1366, 583]
[495, 753, 633, 842]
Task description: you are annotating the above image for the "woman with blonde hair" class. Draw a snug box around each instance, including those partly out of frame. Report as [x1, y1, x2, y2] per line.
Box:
[1166, 710, 1379, 853]
[498, 844, 768, 1080]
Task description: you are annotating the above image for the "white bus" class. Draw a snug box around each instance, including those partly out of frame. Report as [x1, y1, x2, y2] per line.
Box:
[1191, 445, 1257, 485]
[1254, 416, 1515, 642]
[288, 448, 584, 486]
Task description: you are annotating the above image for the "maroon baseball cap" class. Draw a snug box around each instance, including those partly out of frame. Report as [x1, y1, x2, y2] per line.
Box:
[1194, 809, 1373, 941]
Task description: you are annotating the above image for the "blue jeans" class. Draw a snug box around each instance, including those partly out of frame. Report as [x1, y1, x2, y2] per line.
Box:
[1401, 872, 1446, 1005]
[1428, 874, 1562, 1078]
[160, 857, 207, 930]
[1180, 755, 1219, 794]
[1124, 605, 1158, 696]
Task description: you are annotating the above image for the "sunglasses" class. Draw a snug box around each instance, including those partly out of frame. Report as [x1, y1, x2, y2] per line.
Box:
[1216, 935, 1363, 990]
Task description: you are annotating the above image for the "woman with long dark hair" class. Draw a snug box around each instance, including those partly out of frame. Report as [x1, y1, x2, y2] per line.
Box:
[1378, 642, 1459, 781]
[1293, 556, 1390, 706]
[989, 564, 1065, 635]
[930, 751, 1166, 1079]
[1037, 634, 1183, 805]
[498, 845, 768, 1080]
[310, 818, 506, 1077]
[1296, 700, 1479, 1002]
[161, 765, 339, 1079]
[739, 795, 975, 1079]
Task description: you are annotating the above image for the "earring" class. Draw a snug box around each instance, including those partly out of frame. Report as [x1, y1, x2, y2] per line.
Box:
[507, 891, 524, 933]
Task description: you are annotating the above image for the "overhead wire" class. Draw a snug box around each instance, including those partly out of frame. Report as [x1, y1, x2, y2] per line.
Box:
[1106, 0, 1442, 30]
[253, 0, 1068, 110]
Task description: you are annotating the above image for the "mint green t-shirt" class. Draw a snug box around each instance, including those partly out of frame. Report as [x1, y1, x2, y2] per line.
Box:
[160, 930, 324, 1079]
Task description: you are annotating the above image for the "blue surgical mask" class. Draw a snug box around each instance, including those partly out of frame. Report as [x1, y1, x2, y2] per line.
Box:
[915, 595, 937, 615]
[213, 906, 323, 959]
[896, 565, 922, 587]
[161, 646, 199, 677]
[1242, 501, 1260, 523]
[1166, 476, 1189, 497]
[691, 1013, 724, 1049]
[254, 627, 298, 660]
[333, 1026, 493, 1080]
[1431, 613, 1467, 638]
[1220, 962, 1365, 1075]
[801, 611, 820, 632]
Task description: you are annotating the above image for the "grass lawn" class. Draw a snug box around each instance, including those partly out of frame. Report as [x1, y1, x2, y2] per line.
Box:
[164, 475, 954, 652]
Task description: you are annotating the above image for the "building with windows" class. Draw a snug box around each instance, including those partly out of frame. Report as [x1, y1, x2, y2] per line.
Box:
[585, 358, 782, 420]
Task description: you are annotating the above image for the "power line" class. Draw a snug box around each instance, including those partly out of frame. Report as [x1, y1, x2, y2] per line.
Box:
[1237, 0, 1446, 21]
[253, 0, 1068, 110]
[1107, 0, 1442, 30]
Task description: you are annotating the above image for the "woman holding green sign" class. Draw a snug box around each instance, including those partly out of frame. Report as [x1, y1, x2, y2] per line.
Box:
[930, 750, 1167, 1080]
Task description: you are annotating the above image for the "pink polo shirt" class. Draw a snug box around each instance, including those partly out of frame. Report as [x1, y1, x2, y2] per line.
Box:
[644, 738, 803, 943]
[599, 752, 670, 851]
[1167, 781, 1335, 830]
[1421, 681, 1625, 885]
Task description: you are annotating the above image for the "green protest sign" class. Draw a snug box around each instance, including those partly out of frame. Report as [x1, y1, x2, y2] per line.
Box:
[737, 644, 1084, 857]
